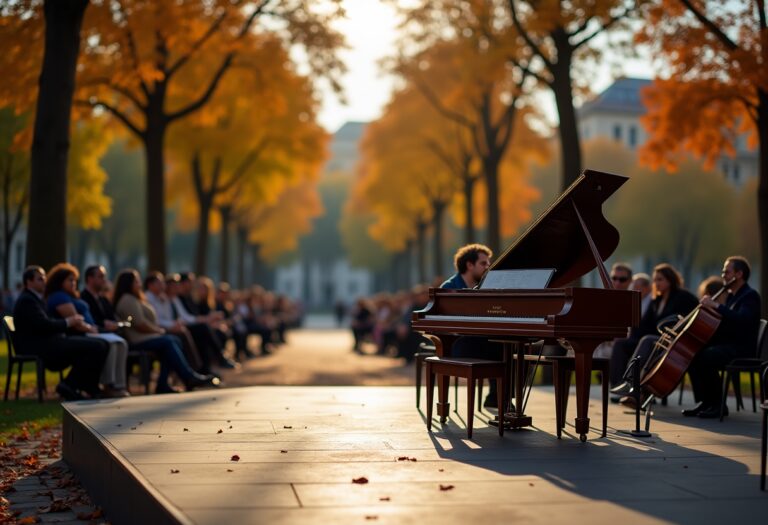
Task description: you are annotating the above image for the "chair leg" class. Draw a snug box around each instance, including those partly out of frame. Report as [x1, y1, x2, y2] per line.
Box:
[733, 373, 744, 411]
[750, 371, 757, 412]
[601, 367, 608, 438]
[720, 370, 730, 421]
[415, 357, 423, 408]
[426, 363, 435, 432]
[15, 361, 23, 401]
[141, 353, 151, 395]
[454, 376, 458, 412]
[467, 374, 475, 439]
[3, 360, 12, 401]
[477, 379, 483, 412]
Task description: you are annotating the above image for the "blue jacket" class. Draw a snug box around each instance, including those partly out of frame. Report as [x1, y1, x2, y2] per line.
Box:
[440, 273, 468, 290]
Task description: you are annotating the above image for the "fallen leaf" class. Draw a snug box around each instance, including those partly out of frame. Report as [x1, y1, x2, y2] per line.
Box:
[38, 498, 70, 513]
[76, 509, 103, 520]
[283, 425, 292, 429]
[438, 469, 444, 472]
[280, 450, 288, 454]
[409, 457, 417, 462]
[439, 484, 454, 491]
[231, 455, 240, 462]
[229, 426, 233, 429]
[170, 469, 180, 474]
[17, 516, 39, 524]
[379, 496, 390, 501]
[217, 429, 223, 434]
[397, 456, 409, 461]
[365, 516, 378, 521]
[226, 469, 234, 472]
[529, 483, 534, 487]
[352, 477, 369, 484]
[183, 428, 189, 432]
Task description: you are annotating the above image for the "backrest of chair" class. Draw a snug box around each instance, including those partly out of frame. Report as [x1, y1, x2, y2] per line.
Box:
[2, 315, 16, 357]
[757, 318, 768, 360]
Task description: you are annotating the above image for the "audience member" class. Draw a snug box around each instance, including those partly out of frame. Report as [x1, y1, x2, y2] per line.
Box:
[12, 266, 108, 400]
[46, 263, 130, 397]
[631, 272, 653, 316]
[113, 269, 219, 394]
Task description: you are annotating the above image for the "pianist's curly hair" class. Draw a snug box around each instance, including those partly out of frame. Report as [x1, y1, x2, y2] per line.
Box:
[454, 244, 493, 274]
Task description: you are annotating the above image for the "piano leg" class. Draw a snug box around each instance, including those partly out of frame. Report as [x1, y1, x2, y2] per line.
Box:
[571, 339, 601, 442]
[505, 341, 532, 429]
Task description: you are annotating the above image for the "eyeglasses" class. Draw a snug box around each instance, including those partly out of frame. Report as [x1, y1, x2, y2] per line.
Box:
[611, 276, 629, 283]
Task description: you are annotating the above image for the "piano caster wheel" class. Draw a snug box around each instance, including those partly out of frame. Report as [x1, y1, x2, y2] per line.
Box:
[579, 433, 587, 443]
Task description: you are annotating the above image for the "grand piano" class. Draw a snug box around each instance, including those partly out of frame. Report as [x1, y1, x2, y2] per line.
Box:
[412, 170, 641, 441]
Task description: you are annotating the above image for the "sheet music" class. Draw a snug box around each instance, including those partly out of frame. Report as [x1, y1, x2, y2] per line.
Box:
[480, 269, 555, 290]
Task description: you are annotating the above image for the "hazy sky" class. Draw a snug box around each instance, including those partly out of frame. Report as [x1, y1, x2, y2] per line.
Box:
[316, 0, 654, 134]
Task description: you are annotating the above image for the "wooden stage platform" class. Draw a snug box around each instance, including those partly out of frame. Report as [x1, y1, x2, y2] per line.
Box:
[62, 385, 767, 524]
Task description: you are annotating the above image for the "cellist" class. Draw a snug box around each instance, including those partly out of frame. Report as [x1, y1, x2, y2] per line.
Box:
[683, 256, 762, 419]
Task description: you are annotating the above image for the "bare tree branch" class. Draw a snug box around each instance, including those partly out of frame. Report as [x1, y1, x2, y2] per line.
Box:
[508, 0, 554, 70]
[75, 98, 144, 138]
[678, 0, 739, 52]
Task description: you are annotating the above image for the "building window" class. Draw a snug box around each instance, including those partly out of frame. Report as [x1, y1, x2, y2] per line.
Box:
[613, 124, 622, 141]
[628, 126, 637, 148]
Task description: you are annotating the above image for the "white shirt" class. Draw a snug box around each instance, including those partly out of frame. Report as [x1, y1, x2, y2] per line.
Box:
[145, 291, 176, 329]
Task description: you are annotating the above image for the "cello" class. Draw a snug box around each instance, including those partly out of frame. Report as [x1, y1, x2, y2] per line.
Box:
[640, 279, 735, 398]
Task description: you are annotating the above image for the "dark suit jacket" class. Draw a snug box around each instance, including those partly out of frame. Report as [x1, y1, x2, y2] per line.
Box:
[711, 283, 761, 353]
[80, 288, 117, 329]
[12, 289, 67, 354]
[633, 288, 699, 340]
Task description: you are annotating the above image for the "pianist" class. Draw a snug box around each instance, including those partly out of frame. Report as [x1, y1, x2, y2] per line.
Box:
[439, 244, 503, 408]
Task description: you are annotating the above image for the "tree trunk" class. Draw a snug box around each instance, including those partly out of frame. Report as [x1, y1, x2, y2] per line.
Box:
[757, 89, 768, 315]
[236, 225, 247, 289]
[432, 201, 446, 279]
[144, 119, 168, 273]
[219, 205, 232, 283]
[550, 31, 582, 191]
[194, 195, 212, 275]
[463, 176, 475, 244]
[483, 154, 502, 255]
[26, 0, 89, 270]
[416, 221, 427, 283]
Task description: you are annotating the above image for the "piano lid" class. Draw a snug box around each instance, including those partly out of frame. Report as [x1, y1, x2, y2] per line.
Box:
[482, 169, 628, 289]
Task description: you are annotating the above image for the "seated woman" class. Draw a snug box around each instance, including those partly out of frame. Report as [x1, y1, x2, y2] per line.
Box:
[610, 263, 699, 397]
[46, 263, 129, 398]
[113, 269, 219, 394]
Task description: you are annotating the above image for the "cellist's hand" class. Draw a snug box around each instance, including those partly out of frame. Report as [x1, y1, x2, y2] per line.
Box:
[700, 295, 719, 309]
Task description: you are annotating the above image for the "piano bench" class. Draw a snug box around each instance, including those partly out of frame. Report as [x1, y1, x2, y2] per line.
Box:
[512, 355, 609, 438]
[425, 356, 506, 439]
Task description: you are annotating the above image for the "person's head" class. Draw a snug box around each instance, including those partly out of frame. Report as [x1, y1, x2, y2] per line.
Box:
[22, 265, 45, 295]
[144, 271, 165, 295]
[630, 272, 651, 298]
[610, 262, 633, 290]
[698, 275, 725, 300]
[84, 265, 108, 293]
[113, 269, 143, 307]
[178, 272, 195, 294]
[722, 255, 751, 286]
[45, 263, 80, 298]
[196, 276, 215, 308]
[652, 263, 683, 298]
[454, 244, 492, 284]
[165, 273, 181, 297]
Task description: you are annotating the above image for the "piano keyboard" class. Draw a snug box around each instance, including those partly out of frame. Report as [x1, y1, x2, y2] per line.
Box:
[423, 315, 547, 323]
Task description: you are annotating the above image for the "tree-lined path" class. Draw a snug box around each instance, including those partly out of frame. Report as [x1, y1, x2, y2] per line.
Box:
[218, 317, 413, 388]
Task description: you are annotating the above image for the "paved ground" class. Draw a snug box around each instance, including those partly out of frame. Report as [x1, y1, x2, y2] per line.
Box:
[8, 320, 768, 523]
[216, 318, 414, 388]
[62, 384, 768, 525]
